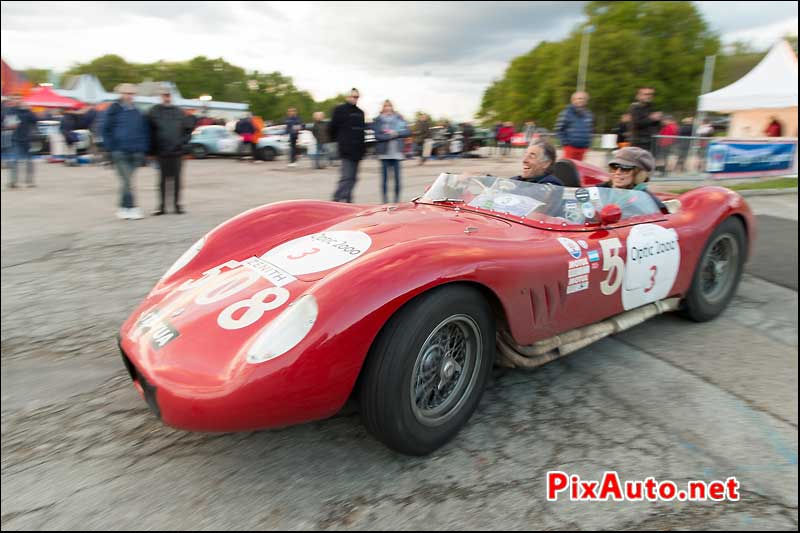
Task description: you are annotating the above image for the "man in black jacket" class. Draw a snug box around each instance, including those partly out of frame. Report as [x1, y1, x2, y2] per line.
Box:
[148, 85, 191, 214]
[628, 87, 662, 151]
[329, 88, 365, 202]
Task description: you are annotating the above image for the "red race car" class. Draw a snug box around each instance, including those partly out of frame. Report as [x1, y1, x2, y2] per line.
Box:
[119, 167, 755, 455]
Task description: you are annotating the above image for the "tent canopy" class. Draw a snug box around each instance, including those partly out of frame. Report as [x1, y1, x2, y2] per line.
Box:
[23, 85, 83, 109]
[699, 40, 798, 112]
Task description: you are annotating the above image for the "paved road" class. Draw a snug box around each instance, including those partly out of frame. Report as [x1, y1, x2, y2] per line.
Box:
[2, 159, 797, 529]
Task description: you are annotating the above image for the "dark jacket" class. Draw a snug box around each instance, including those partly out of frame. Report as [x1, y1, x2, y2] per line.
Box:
[5, 107, 38, 145]
[102, 102, 150, 153]
[555, 104, 594, 148]
[330, 102, 365, 161]
[60, 112, 80, 145]
[285, 115, 303, 139]
[311, 120, 330, 145]
[628, 101, 661, 150]
[234, 117, 255, 135]
[149, 104, 190, 156]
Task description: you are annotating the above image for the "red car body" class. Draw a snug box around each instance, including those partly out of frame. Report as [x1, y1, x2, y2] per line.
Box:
[119, 165, 755, 434]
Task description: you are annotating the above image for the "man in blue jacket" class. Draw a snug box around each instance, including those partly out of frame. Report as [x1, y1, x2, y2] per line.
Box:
[554, 91, 593, 161]
[103, 83, 150, 220]
[3, 94, 38, 188]
[285, 107, 304, 167]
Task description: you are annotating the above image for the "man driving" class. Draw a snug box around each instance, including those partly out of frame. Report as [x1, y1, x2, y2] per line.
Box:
[511, 139, 564, 186]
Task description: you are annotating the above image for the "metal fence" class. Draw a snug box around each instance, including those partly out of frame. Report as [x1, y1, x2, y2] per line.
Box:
[649, 135, 716, 180]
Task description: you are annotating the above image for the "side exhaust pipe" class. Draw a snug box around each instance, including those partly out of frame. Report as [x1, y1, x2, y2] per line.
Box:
[496, 298, 681, 368]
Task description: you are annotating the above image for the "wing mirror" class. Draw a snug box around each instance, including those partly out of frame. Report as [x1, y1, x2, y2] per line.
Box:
[600, 204, 622, 225]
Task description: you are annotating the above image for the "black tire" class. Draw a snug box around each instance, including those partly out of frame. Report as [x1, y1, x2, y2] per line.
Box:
[190, 144, 208, 159]
[681, 217, 747, 322]
[257, 146, 277, 161]
[359, 285, 495, 455]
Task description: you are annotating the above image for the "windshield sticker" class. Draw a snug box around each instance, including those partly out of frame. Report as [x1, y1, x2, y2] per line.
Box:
[581, 202, 596, 219]
[264, 230, 372, 276]
[575, 188, 590, 202]
[467, 192, 543, 217]
[558, 237, 583, 259]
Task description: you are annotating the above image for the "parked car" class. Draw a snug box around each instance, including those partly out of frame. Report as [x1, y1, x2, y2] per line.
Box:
[260, 125, 315, 154]
[254, 136, 286, 161]
[188, 126, 244, 158]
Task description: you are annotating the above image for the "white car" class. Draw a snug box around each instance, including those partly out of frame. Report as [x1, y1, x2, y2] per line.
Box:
[261, 125, 316, 153]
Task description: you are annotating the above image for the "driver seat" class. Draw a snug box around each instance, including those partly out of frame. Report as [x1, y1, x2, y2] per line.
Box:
[552, 159, 582, 188]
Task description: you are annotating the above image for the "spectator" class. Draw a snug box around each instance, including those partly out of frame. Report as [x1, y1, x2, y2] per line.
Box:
[656, 116, 679, 174]
[461, 121, 475, 154]
[311, 111, 331, 169]
[60, 109, 80, 166]
[414, 113, 432, 165]
[148, 84, 191, 215]
[2, 93, 38, 188]
[764, 117, 783, 137]
[234, 113, 256, 161]
[523, 120, 537, 145]
[374, 100, 410, 204]
[555, 91, 594, 161]
[676, 117, 694, 173]
[103, 83, 150, 220]
[614, 113, 632, 148]
[285, 107, 304, 167]
[628, 87, 663, 151]
[497, 121, 514, 156]
[330, 88, 366, 203]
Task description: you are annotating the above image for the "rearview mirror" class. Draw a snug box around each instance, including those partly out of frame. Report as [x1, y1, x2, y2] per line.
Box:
[600, 204, 622, 225]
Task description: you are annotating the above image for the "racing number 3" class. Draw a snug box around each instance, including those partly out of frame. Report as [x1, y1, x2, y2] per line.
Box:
[600, 238, 624, 295]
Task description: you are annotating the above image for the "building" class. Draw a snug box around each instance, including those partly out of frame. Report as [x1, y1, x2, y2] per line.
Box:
[56, 74, 249, 120]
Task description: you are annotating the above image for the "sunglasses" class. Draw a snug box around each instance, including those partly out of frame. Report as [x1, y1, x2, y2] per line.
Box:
[609, 163, 636, 172]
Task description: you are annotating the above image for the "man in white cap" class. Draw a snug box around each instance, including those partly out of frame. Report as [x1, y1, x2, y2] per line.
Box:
[103, 83, 150, 219]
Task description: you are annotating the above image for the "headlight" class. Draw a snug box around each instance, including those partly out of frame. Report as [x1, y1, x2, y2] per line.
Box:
[161, 237, 205, 281]
[246, 294, 318, 364]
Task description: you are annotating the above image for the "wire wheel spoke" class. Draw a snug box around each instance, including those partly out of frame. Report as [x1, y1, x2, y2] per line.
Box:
[411, 314, 482, 426]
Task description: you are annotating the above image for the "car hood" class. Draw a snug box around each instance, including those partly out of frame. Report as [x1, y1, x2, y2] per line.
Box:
[120, 203, 525, 383]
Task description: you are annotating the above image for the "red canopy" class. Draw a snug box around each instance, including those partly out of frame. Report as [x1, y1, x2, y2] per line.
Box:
[23, 86, 83, 109]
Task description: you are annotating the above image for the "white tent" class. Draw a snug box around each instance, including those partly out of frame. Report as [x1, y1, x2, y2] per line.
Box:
[699, 40, 798, 138]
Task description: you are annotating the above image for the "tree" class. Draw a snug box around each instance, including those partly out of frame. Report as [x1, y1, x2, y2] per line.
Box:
[65, 54, 141, 91]
[478, 1, 720, 132]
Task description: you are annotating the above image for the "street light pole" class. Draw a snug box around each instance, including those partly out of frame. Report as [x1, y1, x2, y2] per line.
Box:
[577, 25, 594, 93]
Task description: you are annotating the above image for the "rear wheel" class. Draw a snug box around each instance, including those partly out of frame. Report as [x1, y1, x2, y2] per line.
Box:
[681, 217, 747, 322]
[359, 285, 495, 455]
[190, 144, 208, 159]
[257, 146, 277, 161]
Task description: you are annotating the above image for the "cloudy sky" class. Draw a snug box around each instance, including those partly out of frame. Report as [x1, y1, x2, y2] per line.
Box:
[1, 1, 797, 120]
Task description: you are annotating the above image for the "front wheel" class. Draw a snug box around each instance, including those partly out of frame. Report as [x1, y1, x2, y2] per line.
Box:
[359, 285, 495, 455]
[681, 217, 747, 322]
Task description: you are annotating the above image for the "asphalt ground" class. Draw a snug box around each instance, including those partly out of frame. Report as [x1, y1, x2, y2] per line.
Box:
[747, 215, 798, 290]
[1, 155, 797, 530]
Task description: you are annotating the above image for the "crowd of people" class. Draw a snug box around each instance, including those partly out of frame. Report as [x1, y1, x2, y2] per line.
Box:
[2, 82, 791, 217]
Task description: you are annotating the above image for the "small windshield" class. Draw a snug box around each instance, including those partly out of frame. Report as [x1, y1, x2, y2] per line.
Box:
[419, 173, 661, 226]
